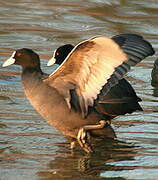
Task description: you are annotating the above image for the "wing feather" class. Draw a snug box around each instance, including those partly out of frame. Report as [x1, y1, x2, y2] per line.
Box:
[45, 35, 154, 117]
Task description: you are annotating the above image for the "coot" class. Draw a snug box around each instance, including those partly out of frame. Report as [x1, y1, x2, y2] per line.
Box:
[2, 35, 154, 153]
[48, 34, 147, 119]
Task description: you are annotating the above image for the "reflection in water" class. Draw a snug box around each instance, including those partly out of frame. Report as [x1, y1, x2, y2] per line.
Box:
[37, 140, 136, 180]
[0, 0, 158, 179]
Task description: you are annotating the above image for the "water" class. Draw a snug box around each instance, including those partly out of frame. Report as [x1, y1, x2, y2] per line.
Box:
[0, 0, 158, 179]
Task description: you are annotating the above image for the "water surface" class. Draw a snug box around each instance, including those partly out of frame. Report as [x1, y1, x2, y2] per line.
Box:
[0, 0, 158, 180]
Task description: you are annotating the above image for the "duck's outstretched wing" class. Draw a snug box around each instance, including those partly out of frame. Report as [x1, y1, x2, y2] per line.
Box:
[45, 35, 154, 117]
[98, 34, 155, 100]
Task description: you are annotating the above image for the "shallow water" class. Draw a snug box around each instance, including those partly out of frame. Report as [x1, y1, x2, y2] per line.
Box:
[0, 0, 158, 180]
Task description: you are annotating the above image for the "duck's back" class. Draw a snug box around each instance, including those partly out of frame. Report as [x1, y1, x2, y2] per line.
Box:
[100, 78, 142, 117]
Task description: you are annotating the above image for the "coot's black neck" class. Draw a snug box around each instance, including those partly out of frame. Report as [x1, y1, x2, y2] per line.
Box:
[22, 66, 44, 75]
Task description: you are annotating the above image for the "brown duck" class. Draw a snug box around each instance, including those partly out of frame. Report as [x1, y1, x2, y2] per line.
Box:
[2, 34, 154, 153]
[48, 34, 147, 119]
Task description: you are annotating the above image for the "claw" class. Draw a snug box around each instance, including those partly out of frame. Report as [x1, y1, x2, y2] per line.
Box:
[77, 127, 93, 153]
[77, 120, 108, 153]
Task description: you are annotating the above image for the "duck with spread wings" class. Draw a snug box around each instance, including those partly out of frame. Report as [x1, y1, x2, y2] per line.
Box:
[2, 34, 154, 153]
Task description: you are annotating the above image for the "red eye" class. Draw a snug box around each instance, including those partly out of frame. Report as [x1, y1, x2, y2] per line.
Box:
[16, 52, 22, 56]
[56, 52, 59, 56]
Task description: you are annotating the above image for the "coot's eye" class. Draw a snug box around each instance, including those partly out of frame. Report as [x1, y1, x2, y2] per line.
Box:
[16, 52, 22, 57]
[55, 52, 60, 56]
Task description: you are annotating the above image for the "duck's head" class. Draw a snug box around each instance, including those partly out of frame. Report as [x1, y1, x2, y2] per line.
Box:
[47, 44, 74, 66]
[2, 48, 40, 69]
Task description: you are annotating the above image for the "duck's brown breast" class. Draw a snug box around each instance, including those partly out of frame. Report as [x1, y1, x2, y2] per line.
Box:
[21, 71, 104, 138]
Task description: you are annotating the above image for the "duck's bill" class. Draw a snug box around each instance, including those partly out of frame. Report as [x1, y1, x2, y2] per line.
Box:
[47, 56, 56, 66]
[2, 51, 16, 67]
[47, 50, 56, 66]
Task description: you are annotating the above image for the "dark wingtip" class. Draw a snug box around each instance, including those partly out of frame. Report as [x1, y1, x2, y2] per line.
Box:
[145, 40, 155, 56]
[112, 33, 155, 57]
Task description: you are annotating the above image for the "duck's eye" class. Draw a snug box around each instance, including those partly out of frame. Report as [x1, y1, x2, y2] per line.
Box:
[16, 52, 22, 57]
[55, 52, 60, 57]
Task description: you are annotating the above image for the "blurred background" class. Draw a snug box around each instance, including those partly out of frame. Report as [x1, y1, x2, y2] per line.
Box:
[0, 0, 158, 180]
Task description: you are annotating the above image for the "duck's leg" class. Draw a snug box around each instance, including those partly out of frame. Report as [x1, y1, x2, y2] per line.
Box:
[77, 120, 110, 153]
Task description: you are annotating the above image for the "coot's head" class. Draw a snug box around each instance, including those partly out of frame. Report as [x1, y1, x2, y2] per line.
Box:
[2, 48, 40, 69]
[47, 44, 74, 66]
